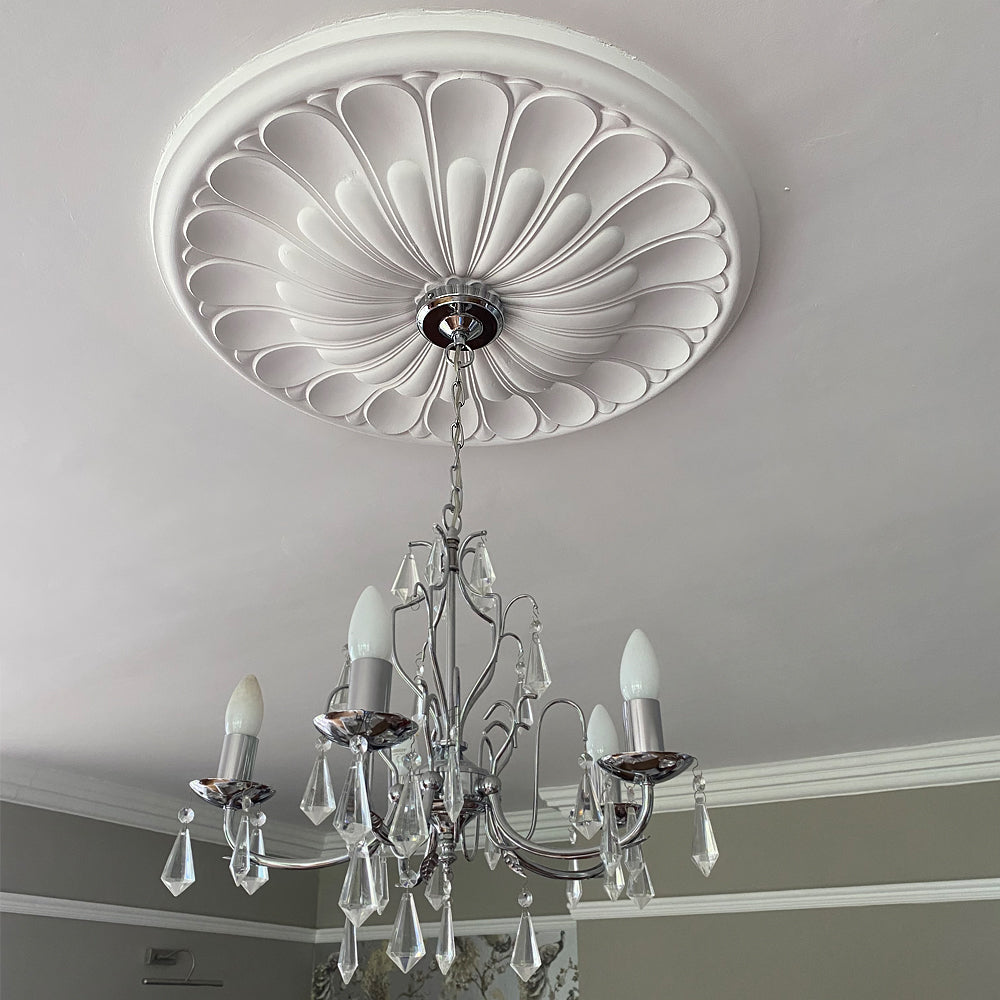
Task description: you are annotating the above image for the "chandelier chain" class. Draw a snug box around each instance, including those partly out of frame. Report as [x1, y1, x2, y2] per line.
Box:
[443, 339, 471, 536]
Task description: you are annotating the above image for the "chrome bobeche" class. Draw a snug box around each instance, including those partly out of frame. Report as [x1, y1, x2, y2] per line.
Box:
[171, 286, 716, 979]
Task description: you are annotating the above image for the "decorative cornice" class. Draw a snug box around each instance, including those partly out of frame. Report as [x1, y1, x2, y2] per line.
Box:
[0, 759, 326, 857]
[570, 878, 1000, 921]
[6, 881, 997, 943]
[541, 736, 1000, 816]
[151, 11, 759, 443]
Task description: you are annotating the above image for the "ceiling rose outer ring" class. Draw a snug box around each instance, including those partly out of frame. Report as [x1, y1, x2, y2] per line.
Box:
[151, 11, 760, 445]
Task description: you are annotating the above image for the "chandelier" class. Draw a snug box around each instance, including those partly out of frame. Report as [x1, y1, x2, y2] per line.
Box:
[158, 282, 720, 985]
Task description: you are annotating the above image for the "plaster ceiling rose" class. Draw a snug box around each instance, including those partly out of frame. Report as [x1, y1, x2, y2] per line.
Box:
[151, 11, 759, 443]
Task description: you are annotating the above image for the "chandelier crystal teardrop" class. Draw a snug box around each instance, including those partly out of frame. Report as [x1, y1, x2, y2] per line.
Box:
[168, 292, 720, 983]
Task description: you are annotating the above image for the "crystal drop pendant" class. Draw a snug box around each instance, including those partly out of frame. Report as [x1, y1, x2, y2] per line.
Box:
[442, 746, 463, 826]
[515, 678, 534, 727]
[510, 909, 542, 982]
[627, 862, 654, 909]
[624, 842, 644, 875]
[423, 863, 450, 911]
[338, 916, 358, 985]
[692, 801, 719, 877]
[389, 771, 430, 857]
[426, 535, 446, 587]
[332, 760, 373, 847]
[484, 838, 501, 870]
[566, 878, 582, 910]
[603, 861, 626, 901]
[468, 538, 496, 596]
[299, 746, 337, 825]
[435, 900, 456, 976]
[160, 827, 195, 896]
[386, 891, 426, 973]
[339, 845, 378, 927]
[241, 824, 269, 895]
[523, 636, 552, 696]
[229, 809, 251, 885]
[375, 848, 390, 915]
[392, 551, 421, 602]
[572, 767, 603, 839]
[599, 805, 620, 872]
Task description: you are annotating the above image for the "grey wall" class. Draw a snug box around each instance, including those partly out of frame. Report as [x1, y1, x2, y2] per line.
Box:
[1, 803, 319, 999]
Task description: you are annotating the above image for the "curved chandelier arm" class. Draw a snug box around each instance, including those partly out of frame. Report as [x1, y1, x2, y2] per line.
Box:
[222, 808, 351, 871]
[527, 699, 588, 839]
[506, 850, 605, 882]
[389, 591, 429, 700]
[500, 593, 540, 633]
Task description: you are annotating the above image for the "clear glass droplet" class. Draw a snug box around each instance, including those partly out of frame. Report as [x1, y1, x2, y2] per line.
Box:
[510, 909, 542, 982]
[515, 677, 534, 727]
[627, 862, 655, 909]
[375, 848, 390, 915]
[397, 858, 420, 889]
[426, 536, 446, 587]
[484, 838, 501, 870]
[299, 746, 337, 825]
[160, 827, 195, 896]
[389, 771, 430, 857]
[468, 537, 496, 596]
[624, 842, 644, 874]
[177, 807, 194, 824]
[691, 801, 719, 877]
[435, 900, 456, 976]
[603, 861, 626, 901]
[566, 878, 582, 910]
[423, 863, 450, 911]
[337, 916, 358, 985]
[241, 824, 269, 896]
[572, 767, 603, 839]
[339, 845, 378, 927]
[599, 806, 620, 872]
[386, 891, 426, 973]
[442, 746, 463, 826]
[392, 551, 421, 602]
[332, 759, 373, 847]
[523, 635, 552, 696]
[229, 809, 251, 886]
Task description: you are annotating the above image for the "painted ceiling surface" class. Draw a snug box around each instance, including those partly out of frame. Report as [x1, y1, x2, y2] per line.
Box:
[2, 1, 998, 825]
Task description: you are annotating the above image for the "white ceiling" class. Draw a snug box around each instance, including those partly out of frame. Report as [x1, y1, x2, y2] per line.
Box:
[2, 0, 998, 826]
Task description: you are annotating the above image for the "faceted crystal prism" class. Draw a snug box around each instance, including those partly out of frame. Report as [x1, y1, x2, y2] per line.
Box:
[332, 760, 373, 847]
[627, 862, 654, 909]
[468, 538, 496, 596]
[510, 909, 542, 982]
[375, 848, 390, 915]
[299, 743, 337, 825]
[435, 900, 456, 976]
[442, 746, 463, 826]
[599, 805, 620, 872]
[338, 916, 358, 985]
[229, 809, 251, 886]
[426, 535, 446, 587]
[484, 838, 501, 870]
[571, 765, 602, 839]
[691, 801, 719, 877]
[339, 846, 379, 927]
[566, 877, 583, 910]
[160, 811, 195, 897]
[423, 863, 450, 911]
[392, 552, 421, 602]
[386, 891, 426, 973]
[241, 818, 269, 896]
[523, 633, 552, 696]
[388, 771, 430, 857]
[624, 842, 644, 875]
[603, 861, 626, 901]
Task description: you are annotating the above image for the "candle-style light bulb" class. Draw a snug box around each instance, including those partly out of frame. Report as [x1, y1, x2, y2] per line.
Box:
[586, 704, 621, 760]
[347, 586, 393, 661]
[224, 675, 264, 736]
[619, 629, 660, 700]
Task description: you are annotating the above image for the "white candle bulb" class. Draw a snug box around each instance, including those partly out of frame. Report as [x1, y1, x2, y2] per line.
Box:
[347, 586, 393, 661]
[586, 704, 621, 760]
[224, 675, 264, 736]
[619, 629, 660, 700]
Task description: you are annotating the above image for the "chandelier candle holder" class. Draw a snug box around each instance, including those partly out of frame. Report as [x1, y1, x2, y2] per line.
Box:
[163, 287, 721, 985]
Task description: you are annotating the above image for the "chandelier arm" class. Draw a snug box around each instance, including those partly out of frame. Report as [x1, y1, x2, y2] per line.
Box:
[500, 593, 540, 634]
[221, 807, 350, 871]
[526, 698, 588, 839]
[389, 594, 429, 700]
[491, 719, 530, 776]
[504, 850, 605, 882]
[416, 582, 451, 716]
[484, 795, 605, 862]
[324, 684, 349, 713]
[459, 626, 521, 733]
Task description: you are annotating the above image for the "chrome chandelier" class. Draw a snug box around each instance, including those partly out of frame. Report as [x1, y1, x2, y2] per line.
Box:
[159, 282, 720, 985]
